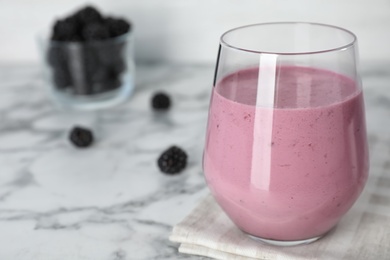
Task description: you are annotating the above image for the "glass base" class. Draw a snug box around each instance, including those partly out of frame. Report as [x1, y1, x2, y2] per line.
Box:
[247, 234, 322, 246]
[51, 76, 134, 111]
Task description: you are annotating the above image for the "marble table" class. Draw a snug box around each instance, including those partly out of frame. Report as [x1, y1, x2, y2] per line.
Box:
[0, 63, 389, 260]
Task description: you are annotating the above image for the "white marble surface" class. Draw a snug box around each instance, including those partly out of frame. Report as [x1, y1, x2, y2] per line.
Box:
[0, 63, 389, 260]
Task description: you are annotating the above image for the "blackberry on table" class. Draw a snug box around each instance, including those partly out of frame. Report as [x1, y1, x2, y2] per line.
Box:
[157, 146, 188, 174]
[152, 92, 171, 110]
[69, 126, 94, 148]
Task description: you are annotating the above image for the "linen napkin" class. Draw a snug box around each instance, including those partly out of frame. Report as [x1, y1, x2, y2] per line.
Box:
[170, 150, 390, 260]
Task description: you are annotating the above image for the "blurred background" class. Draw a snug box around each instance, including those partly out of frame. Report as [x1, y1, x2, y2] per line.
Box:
[1, 0, 389, 65]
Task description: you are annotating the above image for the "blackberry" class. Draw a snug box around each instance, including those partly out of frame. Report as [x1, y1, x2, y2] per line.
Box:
[83, 47, 100, 79]
[47, 46, 67, 67]
[95, 41, 125, 66]
[105, 79, 121, 91]
[92, 65, 121, 81]
[53, 70, 72, 89]
[82, 23, 110, 41]
[69, 126, 94, 148]
[157, 146, 188, 174]
[51, 17, 79, 41]
[89, 66, 109, 83]
[66, 44, 93, 95]
[106, 17, 131, 37]
[112, 58, 126, 75]
[152, 92, 171, 110]
[93, 79, 122, 93]
[68, 34, 83, 42]
[74, 6, 103, 25]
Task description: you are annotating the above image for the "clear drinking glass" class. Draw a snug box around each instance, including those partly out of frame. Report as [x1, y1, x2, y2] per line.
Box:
[203, 22, 369, 246]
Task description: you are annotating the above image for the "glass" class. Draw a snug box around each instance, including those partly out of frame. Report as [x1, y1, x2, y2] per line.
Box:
[203, 22, 369, 246]
[38, 32, 135, 110]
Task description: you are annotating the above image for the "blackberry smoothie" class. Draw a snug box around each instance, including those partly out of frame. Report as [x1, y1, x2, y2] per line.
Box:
[203, 66, 369, 241]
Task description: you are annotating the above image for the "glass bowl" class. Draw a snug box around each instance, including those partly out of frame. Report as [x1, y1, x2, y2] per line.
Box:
[37, 31, 135, 110]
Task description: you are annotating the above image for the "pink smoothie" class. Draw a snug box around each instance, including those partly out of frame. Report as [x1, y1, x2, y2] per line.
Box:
[203, 66, 369, 241]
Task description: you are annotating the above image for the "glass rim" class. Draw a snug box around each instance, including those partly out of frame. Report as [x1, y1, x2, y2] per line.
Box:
[220, 22, 357, 55]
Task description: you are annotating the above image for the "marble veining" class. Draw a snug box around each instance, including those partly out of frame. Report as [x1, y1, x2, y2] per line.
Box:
[0, 63, 389, 259]
[0, 64, 213, 260]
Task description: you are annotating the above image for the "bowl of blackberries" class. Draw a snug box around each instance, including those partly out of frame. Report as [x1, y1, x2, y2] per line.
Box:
[39, 6, 134, 110]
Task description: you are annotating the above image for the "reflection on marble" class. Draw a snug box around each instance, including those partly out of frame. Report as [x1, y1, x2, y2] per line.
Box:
[0, 63, 389, 259]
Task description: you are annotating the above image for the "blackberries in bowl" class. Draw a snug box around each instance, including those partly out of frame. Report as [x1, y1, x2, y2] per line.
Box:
[41, 6, 134, 109]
